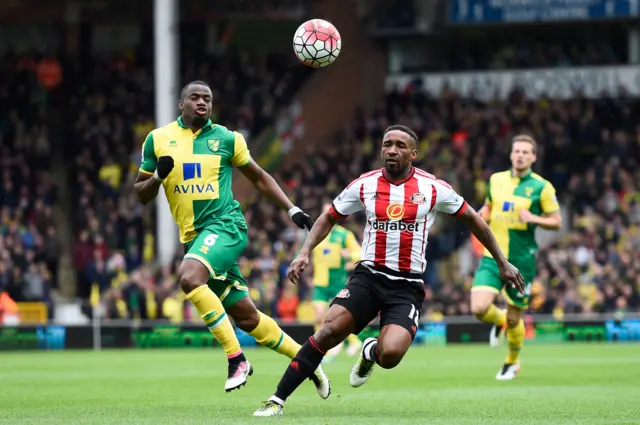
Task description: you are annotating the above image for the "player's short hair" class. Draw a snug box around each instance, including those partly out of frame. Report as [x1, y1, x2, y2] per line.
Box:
[512, 134, 537, 154]
[383, 125, 419, 148]
[180, 80, 211, 99]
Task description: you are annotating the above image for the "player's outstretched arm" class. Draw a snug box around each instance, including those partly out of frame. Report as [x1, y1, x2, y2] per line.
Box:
[300, 211, 338, 256]
[287, 211, 337, 284]
[238, 160, 313, 230]
[455, 205, 526, 293]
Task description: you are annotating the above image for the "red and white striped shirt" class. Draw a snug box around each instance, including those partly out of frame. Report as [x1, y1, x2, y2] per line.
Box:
[329, 167, 467, 280]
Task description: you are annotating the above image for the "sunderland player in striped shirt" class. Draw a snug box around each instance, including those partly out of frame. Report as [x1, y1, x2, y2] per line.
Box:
[471, 134, 562, 380]
[134, 81, 330, 396]
[254, 125, 525, 417]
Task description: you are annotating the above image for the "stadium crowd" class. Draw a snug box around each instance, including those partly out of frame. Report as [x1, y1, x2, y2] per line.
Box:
[0, 53, 60, 319]
[3, 42, 639, 323]
[433, 39, 623, 72]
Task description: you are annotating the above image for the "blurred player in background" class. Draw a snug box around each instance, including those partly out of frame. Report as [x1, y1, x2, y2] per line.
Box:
[134, 81, 330, 396]
[471, 134, 562, 380]
[312, 203, 363, 361]
[254, 125, 524, 417]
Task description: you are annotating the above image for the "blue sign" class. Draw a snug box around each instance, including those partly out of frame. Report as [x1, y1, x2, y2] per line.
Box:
[36, 326, 66, 350]
[605, 319, 640, 342]
[450, 0, 639, 24]
[414, 323, 447, 346]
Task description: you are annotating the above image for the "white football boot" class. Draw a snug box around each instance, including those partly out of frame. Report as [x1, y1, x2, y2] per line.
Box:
[490, 320, 507, 348]
[350, 337, 377, 388]
[224, 359, 253, 392]
[309, 364, 331, 399]
[496, 362, 520, 381]
[253, 399, 284, 417]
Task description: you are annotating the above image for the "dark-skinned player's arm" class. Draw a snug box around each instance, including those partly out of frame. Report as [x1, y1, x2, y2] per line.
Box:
[238, 160, 313, 230]
[133, 133, 174, 205]
[134, 172, 161, 204]
[433, 179, 525, 294]
[233, 132, 312, 230]
[300, 210, 339, 254]
[288, 179, 365, 284]
[287, 210, 338, 285]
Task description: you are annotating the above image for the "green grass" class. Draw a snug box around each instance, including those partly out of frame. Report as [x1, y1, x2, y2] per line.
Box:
[1, 344, 639, 424]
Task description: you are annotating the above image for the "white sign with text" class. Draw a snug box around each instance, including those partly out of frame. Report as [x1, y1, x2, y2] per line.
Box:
[386, 66, 640, 100]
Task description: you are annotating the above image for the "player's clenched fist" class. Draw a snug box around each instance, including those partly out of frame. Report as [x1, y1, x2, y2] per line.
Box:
[287, 252, 310, 285]
[288, 206, 314, 230]
[153, 156, 175, 182]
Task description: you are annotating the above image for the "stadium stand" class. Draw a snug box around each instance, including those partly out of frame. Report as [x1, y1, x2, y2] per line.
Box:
[0, 53, 60, 321]
[429, 37, 624, 72]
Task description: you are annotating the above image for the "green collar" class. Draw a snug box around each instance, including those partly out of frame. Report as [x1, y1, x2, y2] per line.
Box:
[511, 169, 532, 180]
[177, 116, 213, 130]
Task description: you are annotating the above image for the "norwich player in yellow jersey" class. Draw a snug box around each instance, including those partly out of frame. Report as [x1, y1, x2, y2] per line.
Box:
[134, 81, 330, 396]
[312, 204, 363, 360]
[471, 134, 562, 380]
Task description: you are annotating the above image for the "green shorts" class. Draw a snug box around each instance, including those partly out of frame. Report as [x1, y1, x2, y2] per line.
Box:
[471, 257, 534, 308]
[312, 284, 345, 304]
[183, 221, 249, 309]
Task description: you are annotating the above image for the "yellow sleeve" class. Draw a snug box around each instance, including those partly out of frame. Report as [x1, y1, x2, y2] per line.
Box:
[540, 182, 560, 214]
[345, 231, 361, 262]
[231, 131, 251, 167]
[485, 174, 493, 207]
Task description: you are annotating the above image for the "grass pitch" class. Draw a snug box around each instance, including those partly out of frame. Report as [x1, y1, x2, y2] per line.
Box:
[1, 344, 639, 424]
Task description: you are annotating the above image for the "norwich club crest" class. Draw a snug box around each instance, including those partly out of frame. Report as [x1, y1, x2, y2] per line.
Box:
[208, 139, 220, 152]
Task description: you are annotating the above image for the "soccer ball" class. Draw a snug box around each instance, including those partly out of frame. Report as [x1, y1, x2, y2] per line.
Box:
[293, 19, 341, 68]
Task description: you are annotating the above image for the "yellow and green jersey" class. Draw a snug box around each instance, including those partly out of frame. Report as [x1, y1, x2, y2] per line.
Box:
[139, 117, 251, 243]
[312, 225, 361, 288]
[484, 170, 559, 275]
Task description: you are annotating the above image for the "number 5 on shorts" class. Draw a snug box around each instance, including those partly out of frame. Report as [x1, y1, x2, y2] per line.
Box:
[408, 304, 419, 327]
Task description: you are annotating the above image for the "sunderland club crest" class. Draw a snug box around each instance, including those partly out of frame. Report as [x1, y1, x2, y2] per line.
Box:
[410, 192, 426, 205]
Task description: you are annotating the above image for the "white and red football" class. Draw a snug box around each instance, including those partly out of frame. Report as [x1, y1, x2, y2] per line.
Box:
[293, 19, 341, 68]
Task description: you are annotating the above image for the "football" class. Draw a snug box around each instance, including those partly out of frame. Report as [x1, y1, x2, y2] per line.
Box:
[293, 19, 341, 68]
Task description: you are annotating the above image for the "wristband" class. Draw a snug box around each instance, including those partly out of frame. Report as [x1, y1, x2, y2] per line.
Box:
[153, 170, 164, 182]
[288, 206, 302, 218]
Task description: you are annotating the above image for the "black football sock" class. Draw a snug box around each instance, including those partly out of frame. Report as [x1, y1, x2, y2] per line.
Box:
[273, 336, 326, 403]
[228, 351, 246, 366]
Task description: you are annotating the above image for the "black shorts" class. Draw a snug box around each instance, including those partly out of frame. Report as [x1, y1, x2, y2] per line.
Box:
[330, 264, 426, 340]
